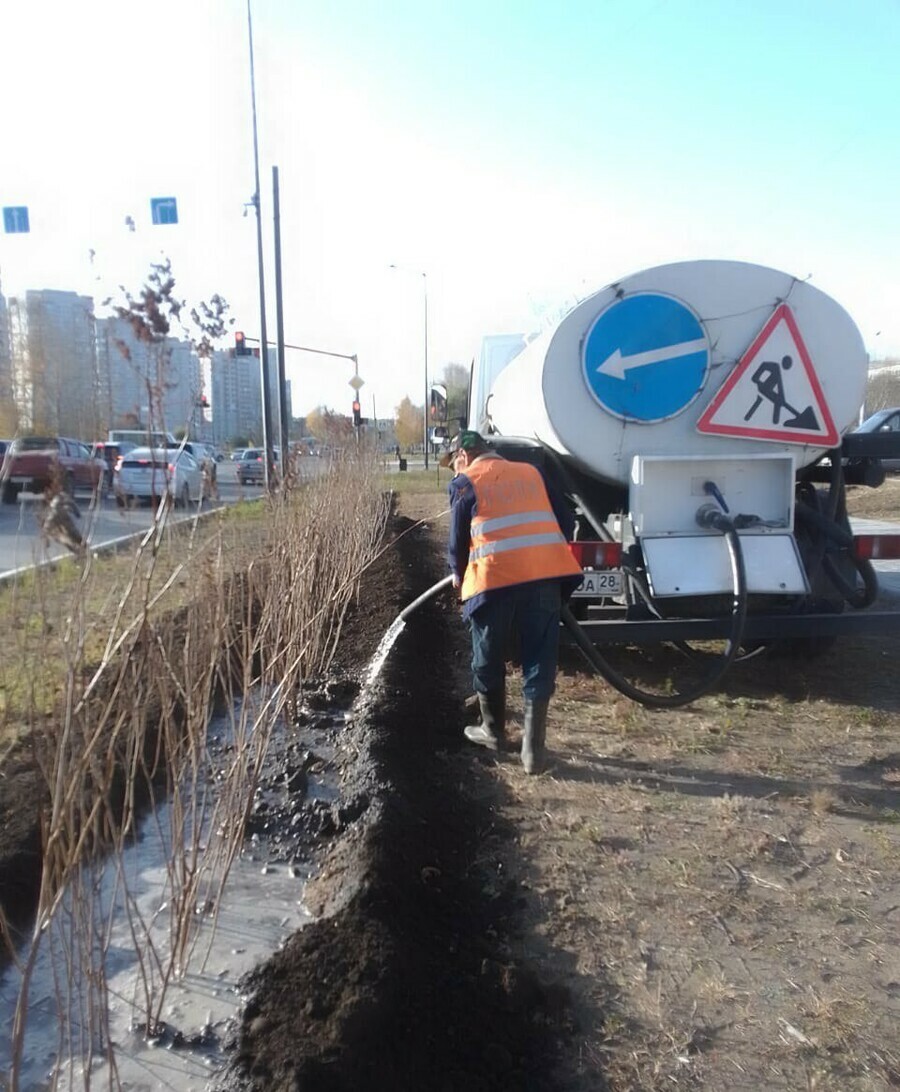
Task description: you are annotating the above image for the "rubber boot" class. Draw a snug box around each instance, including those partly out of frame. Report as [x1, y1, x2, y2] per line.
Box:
[521, 698, 549, 774]
[464, 690, 506, 751]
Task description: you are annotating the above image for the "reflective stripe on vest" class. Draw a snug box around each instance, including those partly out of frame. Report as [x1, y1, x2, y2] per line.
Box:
[459, 457, 582, 601]
[470, 530, 570, 562]
[471, 510, 551, 537]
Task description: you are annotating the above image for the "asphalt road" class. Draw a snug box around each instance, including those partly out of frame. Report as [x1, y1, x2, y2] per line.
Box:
[0, 461, 265, 576]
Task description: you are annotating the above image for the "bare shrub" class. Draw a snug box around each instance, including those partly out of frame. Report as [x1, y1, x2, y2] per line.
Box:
[4, 446, 389, 1086]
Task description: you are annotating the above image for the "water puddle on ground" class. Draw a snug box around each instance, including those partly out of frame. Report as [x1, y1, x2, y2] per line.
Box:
[0, 692, 352, 1091]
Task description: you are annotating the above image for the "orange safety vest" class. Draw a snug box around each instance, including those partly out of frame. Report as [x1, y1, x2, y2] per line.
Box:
[460, 456, 582, 602]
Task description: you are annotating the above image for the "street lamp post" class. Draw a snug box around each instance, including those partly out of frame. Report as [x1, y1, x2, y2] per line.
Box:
[246, 0, 275, 490]
[390, 264, 429, 469]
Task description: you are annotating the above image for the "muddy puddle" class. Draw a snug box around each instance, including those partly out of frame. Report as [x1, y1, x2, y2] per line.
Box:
[0, 686, 358, 1091]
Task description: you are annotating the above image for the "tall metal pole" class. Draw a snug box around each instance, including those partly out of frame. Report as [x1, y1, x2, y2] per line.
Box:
[272, 165, 289, 473]
[247, 0, 274, 490]
[422, 271, 429, 470]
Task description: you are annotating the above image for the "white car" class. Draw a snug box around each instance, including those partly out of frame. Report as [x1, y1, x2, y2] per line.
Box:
[114, 447, 203, 507]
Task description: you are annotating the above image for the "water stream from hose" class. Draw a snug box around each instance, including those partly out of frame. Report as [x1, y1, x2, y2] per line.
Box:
[363, 575, 454, 687]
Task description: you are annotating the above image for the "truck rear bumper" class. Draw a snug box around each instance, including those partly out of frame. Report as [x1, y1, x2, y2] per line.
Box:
[567, 609, 900, 645]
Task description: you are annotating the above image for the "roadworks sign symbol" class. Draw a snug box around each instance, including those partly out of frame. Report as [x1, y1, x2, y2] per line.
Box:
[696, 303, 838, 446]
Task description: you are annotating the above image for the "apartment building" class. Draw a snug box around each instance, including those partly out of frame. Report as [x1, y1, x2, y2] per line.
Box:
[0, 289, 12, 430]
[96, 316, 202, 437]
[8, 290, 99, 436]
[209, 347, 280, 445]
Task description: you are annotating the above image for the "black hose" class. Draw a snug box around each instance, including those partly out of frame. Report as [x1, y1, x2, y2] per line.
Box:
[398, 574, 455, 620]
[795, 498, 879, 609]
[562, 522, 749, 708]
[823, 552, 879, 608]
[538, 443, 614, 542]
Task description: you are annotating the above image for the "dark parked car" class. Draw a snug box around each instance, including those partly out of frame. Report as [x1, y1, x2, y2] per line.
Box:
[237, 447, 266, 485]
[853, 408, 900, 472]
[2, 436, 106, 503]
[838, 408, 900, 476]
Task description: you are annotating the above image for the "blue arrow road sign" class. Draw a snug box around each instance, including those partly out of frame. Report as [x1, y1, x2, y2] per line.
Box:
[3, 207, 30, 234]
[582, 293, 709, 422]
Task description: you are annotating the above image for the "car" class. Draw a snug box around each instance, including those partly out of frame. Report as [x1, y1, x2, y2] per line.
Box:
[2, 436, 106, 503]
[236, 447, 266, 485]
[113, 446, 203, 507]
[91, 441, 135, 478]
[852, 408, 900, 471]
[177, 441, 219, 497]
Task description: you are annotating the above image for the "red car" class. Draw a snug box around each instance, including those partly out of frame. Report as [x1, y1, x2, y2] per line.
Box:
[1, 436, 106, 504]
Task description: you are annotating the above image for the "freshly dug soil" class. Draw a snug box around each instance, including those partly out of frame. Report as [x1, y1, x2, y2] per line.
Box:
[216, 501, 575, 1091]
[0, 497, 581, 1091]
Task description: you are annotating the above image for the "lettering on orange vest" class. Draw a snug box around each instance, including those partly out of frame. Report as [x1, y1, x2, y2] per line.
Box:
[459, 457, 581, 601]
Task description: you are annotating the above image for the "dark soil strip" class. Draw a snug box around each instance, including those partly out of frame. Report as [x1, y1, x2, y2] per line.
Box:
[216, 514, 570, 1092]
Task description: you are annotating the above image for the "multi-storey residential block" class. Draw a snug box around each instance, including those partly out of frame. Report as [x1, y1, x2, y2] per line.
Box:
[8, 290, 99, 436]
[0, 287, 13, 433]
[210, 347, 279, 446]
[96, 316, 202, 438]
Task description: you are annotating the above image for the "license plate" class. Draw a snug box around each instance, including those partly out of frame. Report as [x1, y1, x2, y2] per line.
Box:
[572, 569, 624, 597]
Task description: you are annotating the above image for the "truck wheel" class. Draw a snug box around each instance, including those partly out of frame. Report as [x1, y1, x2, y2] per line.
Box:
[2, 481, 18, 505]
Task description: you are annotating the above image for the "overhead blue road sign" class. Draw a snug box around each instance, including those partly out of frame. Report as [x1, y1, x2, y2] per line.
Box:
[3, 207, 30, 234]
[150, 197, 178, 225]
[582, 293, 709, 422]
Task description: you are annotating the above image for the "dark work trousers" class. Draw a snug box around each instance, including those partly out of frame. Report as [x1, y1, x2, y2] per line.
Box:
[468, 579, 563, 701]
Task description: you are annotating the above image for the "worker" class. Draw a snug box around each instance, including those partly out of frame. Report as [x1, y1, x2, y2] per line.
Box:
[442, 430, 582, 774]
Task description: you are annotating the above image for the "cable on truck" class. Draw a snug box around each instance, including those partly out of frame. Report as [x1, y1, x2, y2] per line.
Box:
[563, 504, 750, 709]
[795, 451, 878, 610]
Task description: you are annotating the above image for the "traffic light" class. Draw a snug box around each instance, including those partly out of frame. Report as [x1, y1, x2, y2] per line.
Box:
[235, 330, 250, 356]
[352, 400, 361, 427]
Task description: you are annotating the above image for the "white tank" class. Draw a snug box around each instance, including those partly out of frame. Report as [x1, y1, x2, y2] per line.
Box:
[486, 260, 867, 487]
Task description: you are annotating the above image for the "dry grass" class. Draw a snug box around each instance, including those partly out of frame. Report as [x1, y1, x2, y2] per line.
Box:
[397, 466, 900, 1092]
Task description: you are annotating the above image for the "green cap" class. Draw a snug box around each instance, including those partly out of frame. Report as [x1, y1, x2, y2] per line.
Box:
[439, 429, 488, 469]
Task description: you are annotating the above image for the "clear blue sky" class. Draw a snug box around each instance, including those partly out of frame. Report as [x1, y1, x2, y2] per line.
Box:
[2, 0, 899, 416]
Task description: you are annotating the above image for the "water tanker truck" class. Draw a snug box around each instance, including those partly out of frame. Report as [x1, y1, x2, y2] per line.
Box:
[465, 260, 900, 705]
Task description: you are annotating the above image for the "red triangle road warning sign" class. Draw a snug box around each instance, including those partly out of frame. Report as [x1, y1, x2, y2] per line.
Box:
[696, 303, 839, 446]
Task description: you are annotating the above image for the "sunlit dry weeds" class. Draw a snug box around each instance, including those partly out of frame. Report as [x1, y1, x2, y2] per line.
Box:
[3, 444, 390, 1087]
